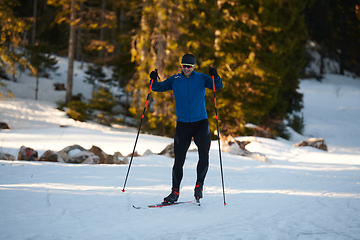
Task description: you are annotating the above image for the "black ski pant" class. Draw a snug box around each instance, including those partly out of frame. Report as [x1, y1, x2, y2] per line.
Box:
[172, 119, 211, 189]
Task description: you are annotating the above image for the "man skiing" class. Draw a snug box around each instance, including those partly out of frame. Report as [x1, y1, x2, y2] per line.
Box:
[149, 53, 223, 203]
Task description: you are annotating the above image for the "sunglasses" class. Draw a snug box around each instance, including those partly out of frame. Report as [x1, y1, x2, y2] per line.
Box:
[181, 64, 195, 69]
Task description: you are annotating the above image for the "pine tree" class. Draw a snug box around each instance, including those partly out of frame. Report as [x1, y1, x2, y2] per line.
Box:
[45, 0, 78, 103]
[68, 0, 117, 65]
[307, 0, 360, 76]
[128, 0, 222, 136]
[88, 86, 116, 125]
[127, 0, 313, 137]
[305, 0, 332, 75]
[214, 0, 312, 136]
[47, 0, 118, 103]
[128, 0, 181, 136]
[66, 0, 76, 103]
[0, 0, 29, 77]
[329, 0, 360, 75]
[83, 64, 107, 94]
[24, 44, 59, 100]
[89, 86, 116, 112]
[265, 1, 310, 136]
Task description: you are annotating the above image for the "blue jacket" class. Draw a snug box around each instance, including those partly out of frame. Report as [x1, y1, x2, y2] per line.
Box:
[152, 70, 223, 123]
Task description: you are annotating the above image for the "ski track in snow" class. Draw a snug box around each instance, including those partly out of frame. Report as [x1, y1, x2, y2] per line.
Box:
[0, 149, 359, 240]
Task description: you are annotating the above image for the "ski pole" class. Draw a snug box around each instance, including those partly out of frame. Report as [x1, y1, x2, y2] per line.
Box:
[122, 69, 158, 192]
[211, 64, 227, 206]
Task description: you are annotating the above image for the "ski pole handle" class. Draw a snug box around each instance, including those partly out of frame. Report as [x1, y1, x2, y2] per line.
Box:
[210, 64, 218, 118]
[144, 69, 157, 117]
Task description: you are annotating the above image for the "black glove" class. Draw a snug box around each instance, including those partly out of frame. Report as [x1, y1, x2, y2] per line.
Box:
[150, 71, 158, 80]
[209, 66, 219, 78]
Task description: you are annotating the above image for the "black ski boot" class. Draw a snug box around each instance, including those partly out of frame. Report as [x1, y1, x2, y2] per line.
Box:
[163, 187, 179, 203]
[194, 182, 203, 200]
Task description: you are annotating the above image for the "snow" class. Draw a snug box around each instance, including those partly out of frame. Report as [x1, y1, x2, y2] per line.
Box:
[299, 74, 360, 154]
[2, 57, 95, 103]
[1, 58, 360, 239]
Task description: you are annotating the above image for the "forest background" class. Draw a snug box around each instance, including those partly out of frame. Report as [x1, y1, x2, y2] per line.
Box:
[1, 0, 360, 138]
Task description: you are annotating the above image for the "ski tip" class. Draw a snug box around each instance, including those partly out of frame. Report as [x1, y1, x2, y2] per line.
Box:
[224, 202, 227, 206]
[121, 189, 125, 193]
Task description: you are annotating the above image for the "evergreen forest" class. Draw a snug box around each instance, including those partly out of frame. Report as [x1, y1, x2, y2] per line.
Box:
[1, 0, 360, 138]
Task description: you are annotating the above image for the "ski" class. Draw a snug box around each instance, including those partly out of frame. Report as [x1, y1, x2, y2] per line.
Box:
[133, 200, 196, 209]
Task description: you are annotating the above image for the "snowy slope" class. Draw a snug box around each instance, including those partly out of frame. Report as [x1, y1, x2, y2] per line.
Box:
[2, 57, 95, 103]
[1, 63, 360, 239]
[299, 74, 360, 154]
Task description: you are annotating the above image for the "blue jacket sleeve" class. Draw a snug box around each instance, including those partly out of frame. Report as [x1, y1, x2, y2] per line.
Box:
[203, 73, 223, 90]
[151, 75, 175, 92]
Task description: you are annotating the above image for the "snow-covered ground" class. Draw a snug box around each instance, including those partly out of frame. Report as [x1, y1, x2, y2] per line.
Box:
[300, 75, 360, 155]
[1, 59, 360, 239]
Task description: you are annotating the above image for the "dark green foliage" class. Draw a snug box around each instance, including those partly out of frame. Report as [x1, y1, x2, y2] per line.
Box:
[24, 44, 59, 100]
[127, 0, 184, 136]
[56, 100, 67, 111]
[275, 122, 291, 140]
[305, 0, 360, 76]
[111, 55, 135, 89]
[84, 64, 108, 93]
[126, 0, 313, 138]
[0, 0, 30, 75]
[212, 0, 310, 136]
[7, 0, 359, 138]
[88, 86, 117, 126]
[0, 80, 14, 100]
[67, 100, 89, 122]
[88, 87, 116, 112]
[287, 113, 305, 135]
[25, 44, 59, 76]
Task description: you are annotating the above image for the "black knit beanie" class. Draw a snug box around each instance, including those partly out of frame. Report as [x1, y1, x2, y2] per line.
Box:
[181, 54, 196, 65]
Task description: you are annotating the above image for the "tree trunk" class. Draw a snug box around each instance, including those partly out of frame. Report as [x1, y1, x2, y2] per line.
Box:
[319, 41, 325, 75]
[66, 0, 76, 104]
[156, 1, 165, 75]
[116, 6, 125, 57]
[32, 0, 37, 45]
[124, 91, 128, 124]
[339, 14, 346, 75]
[76, 0, 84, 64]
[99, 0, 107, 61]
[35, 75, 39, 100]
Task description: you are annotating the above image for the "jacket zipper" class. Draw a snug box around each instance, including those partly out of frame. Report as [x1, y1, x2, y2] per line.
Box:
[187, 78, 191, 122]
